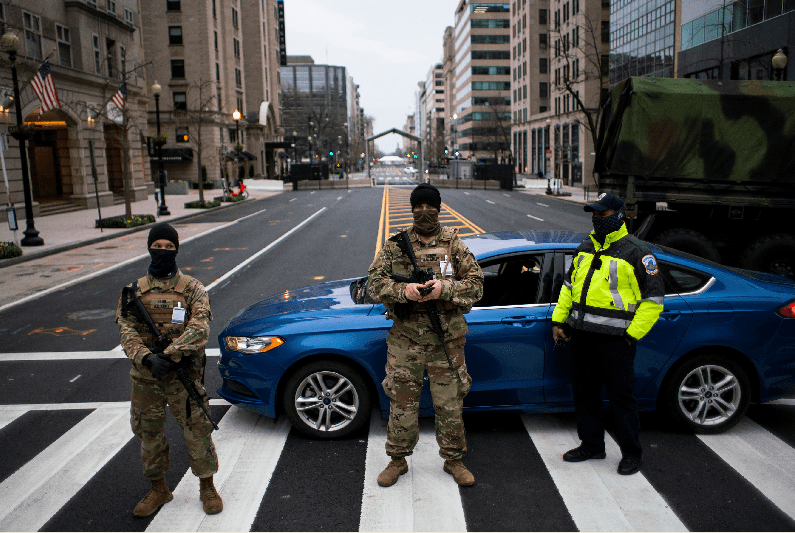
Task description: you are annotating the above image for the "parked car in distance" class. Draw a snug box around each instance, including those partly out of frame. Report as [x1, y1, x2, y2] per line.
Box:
[217, 231, 795, 439]
[403, 166, 419, 175]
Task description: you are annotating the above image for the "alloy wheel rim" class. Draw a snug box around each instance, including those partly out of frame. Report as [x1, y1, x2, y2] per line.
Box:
[294, 371, 359, 432]
[678, 364, 741, 426]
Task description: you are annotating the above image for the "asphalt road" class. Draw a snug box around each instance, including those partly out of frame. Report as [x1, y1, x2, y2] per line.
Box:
[2, 185, 793, 531]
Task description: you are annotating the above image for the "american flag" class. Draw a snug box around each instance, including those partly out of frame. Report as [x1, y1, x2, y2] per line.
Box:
[111, 82, 127, 110]
[30, 59, 62, 114]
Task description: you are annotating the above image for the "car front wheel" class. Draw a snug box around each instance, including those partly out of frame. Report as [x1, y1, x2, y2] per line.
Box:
[664, 354, 750, 434]
[282, 360, 371, 439]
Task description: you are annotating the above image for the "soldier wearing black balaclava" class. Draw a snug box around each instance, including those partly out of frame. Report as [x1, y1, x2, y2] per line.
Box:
[551, 193, 665, 476]
[116, 222, 223, 517]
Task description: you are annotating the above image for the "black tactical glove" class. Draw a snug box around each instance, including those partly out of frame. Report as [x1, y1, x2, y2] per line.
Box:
[142, 351, 179, 380]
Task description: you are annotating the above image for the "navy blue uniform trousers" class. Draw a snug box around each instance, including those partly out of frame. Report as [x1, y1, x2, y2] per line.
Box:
[570, 330, 642, 458]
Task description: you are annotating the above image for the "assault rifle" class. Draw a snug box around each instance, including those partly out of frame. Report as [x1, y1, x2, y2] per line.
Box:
[391, 231, 453, 368]
[122, 285, 219, 431]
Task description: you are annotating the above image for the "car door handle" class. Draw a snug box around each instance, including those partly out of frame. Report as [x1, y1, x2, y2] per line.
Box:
[501, 316, 538, 326]
[659, 310, 681, 321]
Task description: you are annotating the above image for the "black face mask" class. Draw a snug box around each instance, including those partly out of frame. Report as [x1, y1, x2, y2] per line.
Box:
[592, 208, 625, 239]
[413, 209, 441, 237]
[148, 249, 178, 278]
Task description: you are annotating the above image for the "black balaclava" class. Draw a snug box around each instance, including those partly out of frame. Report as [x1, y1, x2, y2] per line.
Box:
[592, 206, 625, 241]
[410, 184, 442, 237]
[147, 222, 179, 278]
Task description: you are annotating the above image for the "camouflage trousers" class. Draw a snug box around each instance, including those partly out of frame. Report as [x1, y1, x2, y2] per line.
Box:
[382, 331, 472, 460]
[130, 373, 218, 480]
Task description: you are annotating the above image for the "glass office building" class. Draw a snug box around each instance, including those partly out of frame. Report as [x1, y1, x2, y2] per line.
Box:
[608, 0, 676, 85]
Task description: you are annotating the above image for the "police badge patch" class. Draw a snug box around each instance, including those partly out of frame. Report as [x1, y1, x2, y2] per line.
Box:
[642, 254, 659, 275]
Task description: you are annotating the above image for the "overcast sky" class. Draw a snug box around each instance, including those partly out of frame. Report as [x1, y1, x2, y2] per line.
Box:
[283, 0, 460, 152]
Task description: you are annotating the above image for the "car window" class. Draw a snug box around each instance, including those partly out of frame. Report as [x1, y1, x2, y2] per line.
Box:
[475, 254, 547, 307]
[659, 262, 712, 295]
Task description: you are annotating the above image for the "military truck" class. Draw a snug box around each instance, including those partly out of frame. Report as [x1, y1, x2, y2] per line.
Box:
[594, 77, 795, 278]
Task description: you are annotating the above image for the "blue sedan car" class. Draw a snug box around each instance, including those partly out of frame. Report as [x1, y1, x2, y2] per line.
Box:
[217, 231, 795, 439]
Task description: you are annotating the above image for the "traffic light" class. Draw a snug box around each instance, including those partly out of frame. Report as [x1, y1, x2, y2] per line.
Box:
[444, 147, 449, 155]
[413, 154, 417, 159]
[329, 151, 334, 156]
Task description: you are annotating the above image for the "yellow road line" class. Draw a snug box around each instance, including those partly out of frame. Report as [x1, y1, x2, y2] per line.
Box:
[443, 203, 485, 234]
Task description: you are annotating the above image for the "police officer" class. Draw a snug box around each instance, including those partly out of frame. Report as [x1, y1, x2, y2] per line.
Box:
[368, 184, 484, 487]
[551, 193, 664, 475]
[116, 222, 223, 516]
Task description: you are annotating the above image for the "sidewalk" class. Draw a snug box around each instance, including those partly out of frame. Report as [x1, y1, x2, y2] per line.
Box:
[515, 175, 595, 205]
[0, 182, 284, 267]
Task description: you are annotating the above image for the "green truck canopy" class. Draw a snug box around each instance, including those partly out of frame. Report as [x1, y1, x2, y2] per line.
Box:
[595, 77, 795, 189]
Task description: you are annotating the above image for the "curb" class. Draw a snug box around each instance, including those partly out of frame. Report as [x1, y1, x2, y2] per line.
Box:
[0, 198, 256, 269]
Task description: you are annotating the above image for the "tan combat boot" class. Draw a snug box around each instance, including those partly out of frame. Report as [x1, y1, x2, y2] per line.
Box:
[133, 477, 173, 517]
[377, 457, 408, 487]
[199, 475, 224, 514]
[443, 459, 475, 486]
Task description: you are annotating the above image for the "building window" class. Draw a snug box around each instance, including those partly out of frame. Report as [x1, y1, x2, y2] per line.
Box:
[166, 0, 181, 11]
[214, 31, 218, 51]
[93, 35, 101, 74]
[216, 62, 220, 81]
[124, 8, 133, 23]
[539, 82, 548, 98]
[23, 12, 42, 60]
[235, 67, 242, 87]
[212, 0, 216, 17]
[171, 59, 185, 79]
[173, 92, 187, 110]
[237, 96, 243, 114]
[539, 33, 548, 49]
[56, 25, 71, 67]
[175, 127, 189, 142]
[106, 0, 116, 13]
[233, 38, 240, 57]
[232, 7, 239, 28]
[106, 39, 115, 78]
[539, 9, 547, 25]
[168, 26, 183, 45]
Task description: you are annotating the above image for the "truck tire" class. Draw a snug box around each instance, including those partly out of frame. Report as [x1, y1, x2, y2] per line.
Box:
[739, 234, 795, 279]
[652, 228, 721, 263]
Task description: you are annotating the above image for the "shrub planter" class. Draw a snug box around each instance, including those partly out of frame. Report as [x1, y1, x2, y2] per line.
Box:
[95, 214, 156, 228]
[184, 200, 221, 209]
[0, 242, 22, 259]
[165, 182, 189, 195]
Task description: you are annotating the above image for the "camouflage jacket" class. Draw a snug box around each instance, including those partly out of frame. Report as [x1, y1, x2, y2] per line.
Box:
[116, 270, 212, 379]
[368, 226, 483, 344]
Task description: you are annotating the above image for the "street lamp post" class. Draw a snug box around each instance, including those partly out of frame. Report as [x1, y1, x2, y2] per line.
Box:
[151, 82, 170, 216]
[2, 33, 43, 245]
[292, 130, 298, 164]
[233, 109, 241, 189]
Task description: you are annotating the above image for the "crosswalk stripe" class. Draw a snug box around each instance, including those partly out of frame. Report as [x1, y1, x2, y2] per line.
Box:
[146, 407, 291, 532]
[521, 414, 687, 532]
[0, 406, 131, 532]
[360, 410, 467, 532]
[0, 408, 27, 431]
[698, 417, 795, 521]
[0, 405, 130, 527]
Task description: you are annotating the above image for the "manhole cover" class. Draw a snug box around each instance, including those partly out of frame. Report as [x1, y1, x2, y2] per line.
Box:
[66, 309, 117, 320]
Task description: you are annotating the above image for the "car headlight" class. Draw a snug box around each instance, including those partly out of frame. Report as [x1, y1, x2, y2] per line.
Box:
[224, 336, 285, 354]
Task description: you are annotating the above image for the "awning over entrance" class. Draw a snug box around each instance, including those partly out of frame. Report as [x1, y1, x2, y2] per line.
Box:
[158, 148, 194, 162]
[224, 150, 258, 161]
[264, 141, 293, 150]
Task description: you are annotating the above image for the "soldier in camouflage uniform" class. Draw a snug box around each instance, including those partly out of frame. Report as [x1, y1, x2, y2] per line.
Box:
[116, 222, 223, 517]
[368, 184, 483, 487]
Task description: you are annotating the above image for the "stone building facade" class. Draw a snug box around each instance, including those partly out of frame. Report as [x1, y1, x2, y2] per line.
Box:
[0, 0, 151, 222]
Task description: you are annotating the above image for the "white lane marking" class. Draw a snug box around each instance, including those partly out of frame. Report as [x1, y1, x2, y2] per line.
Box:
[527, 214, 545, 221]
[503, 193, 510, 197]
[0, 405, 130, 525]
[0, 407, 28, 431]
[0, 400, 229, 411]
[537, 202, 549, 207]
[147, 408, 291, 532]
[69, 375, 81, 383]
[770, 398, 795, 406]
[521, 414, 686, 532]
[360, 410, 466, 532]
[486, 200, 496, 204]
[205, 207, 326, 292]
[0, 407, 132, 532]
[289, 198, 296, 202]
[235, 207, 268, 222]
[0, 221, 238, 314]
[0, 348, 221, 362]
[698, 417, 795, 521]
[464, 192, 470, 195]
